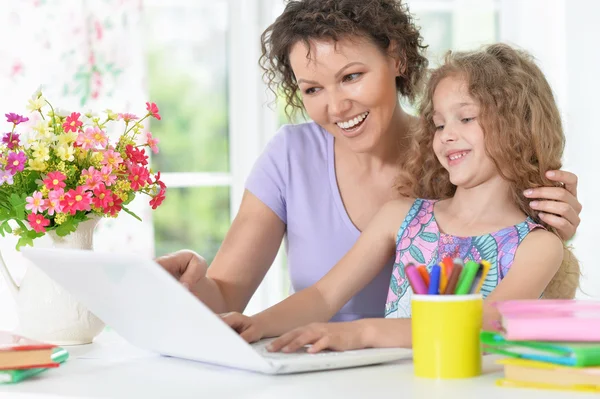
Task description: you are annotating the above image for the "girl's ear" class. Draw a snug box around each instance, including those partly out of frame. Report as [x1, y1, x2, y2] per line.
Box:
[388, 40, 407, 76]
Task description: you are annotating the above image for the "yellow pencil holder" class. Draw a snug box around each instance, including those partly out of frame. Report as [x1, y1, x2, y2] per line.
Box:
[411, 294, 483, 379]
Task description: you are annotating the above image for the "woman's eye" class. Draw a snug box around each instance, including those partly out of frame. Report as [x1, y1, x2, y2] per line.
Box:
[304, 87, 319, 95]
[343, 73, 362, 82]
[435, 125, 444, 131]
[461, 117, 475, 123]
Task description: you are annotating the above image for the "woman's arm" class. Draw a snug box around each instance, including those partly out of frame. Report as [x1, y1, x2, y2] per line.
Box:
[223, 199, 411, 341]
[526, 170, 582, 240]
[157, 190, 285, 313]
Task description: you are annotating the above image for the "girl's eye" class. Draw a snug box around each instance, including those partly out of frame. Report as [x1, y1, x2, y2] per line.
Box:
[343, 73, 362, 82]
[461, 117, 475, 123]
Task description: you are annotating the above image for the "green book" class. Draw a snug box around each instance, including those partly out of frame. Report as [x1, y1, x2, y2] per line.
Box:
[481, 331, 600, 367]
[0, 347, 69, 384]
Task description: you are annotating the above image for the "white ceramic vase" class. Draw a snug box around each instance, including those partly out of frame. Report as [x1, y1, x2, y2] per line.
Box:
[0, 217, 105, 345]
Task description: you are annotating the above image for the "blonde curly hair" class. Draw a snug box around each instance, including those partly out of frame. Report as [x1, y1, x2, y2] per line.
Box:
[398, 43, 579, 299]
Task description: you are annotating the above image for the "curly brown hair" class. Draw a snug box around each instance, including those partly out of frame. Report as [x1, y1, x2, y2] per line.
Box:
[260, 0, 428, 119]
[399, 43, 580, 299]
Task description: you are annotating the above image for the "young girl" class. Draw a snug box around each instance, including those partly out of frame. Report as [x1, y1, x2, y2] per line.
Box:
[221, 43, 580, 352]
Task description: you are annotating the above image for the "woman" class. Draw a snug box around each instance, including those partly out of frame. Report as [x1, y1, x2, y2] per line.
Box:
[157, 0, 582, 322]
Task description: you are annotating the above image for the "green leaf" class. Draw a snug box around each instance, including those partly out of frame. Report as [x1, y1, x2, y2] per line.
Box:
[16, 229, 43, 250]
[121, 206, 142, 222]
[0, 221, 12, 236]
[420, 232, 438, 243]
[408, 245, 426, 264]
[55, 219, 78, 237]
[9, 193, 27, 220]
[123, 192, 135, 205]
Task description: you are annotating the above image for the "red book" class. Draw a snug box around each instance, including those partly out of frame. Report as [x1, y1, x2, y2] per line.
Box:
[0, 331, 59, 370]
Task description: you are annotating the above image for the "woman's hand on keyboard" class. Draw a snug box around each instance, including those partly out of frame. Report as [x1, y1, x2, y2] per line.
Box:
[220, 312, 264, 343]
[266, 321, 368, 354]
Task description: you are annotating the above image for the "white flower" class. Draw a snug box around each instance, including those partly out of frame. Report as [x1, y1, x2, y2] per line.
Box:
[54, 108, 71, 118]
[31, 85, 43, 99]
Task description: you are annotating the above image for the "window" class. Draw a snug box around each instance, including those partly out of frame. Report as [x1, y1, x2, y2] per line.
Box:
[143, 0, 231, 264]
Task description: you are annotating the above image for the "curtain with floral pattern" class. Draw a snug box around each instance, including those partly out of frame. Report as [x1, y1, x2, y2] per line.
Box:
[0, 0, 153, 330]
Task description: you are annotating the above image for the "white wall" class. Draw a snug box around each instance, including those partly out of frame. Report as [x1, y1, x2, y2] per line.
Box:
[565, 1, 600, 298]
[500, 0, 599, 298]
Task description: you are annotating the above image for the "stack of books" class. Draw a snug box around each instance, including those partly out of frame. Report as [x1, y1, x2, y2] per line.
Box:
[481, 300, 600, 393]
[0, 331, 68, 384]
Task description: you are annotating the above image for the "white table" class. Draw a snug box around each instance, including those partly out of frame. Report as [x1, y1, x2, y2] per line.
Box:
[0, 331, 594, 399]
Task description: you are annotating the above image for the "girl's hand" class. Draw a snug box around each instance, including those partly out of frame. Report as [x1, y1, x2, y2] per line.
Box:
[220, 312, 264, 343]
[266, 322, 369, 354]
[525, 170, 582, 241]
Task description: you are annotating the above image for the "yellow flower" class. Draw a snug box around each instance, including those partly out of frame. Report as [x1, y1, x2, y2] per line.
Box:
[54, 213, 67, 225]
[56, 131, 77, 146]
[40, 186, 50, 197]
[74, 148, 87, 163]
[33, 145, 51, 161]
[105, 109, 118, 120]
[56, 161, 66, 173]
[28, 158, 47, 172]
[55, 145, 75, 162]
[27, 96, 46, 112]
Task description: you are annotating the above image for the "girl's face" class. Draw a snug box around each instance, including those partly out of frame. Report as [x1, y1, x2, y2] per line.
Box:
[431, 76, 498, 188]
[289, 36, 401, 153]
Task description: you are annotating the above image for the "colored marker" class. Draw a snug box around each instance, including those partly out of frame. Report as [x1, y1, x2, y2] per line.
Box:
[470, 260, 492, 294]
[428, 265, 441, 295]
[417, 265, 430, 289]
[442, 256, 454, 276]
[443, 263, 463, 294]
[439, 262, 448, 293]
[405, 264, 428, 294]
[455, 260, 479, 295]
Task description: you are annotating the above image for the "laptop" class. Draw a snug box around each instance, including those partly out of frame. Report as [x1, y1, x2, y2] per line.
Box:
[21, 248, 412, 374]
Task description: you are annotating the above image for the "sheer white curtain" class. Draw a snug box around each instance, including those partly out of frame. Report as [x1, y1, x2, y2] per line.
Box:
[0, 0, 152, 330]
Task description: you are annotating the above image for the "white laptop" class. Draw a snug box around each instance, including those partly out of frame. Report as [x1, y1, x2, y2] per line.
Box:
[21, 248, 412, 374]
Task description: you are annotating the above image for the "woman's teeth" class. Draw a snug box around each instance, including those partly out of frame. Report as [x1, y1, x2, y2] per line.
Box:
[336, 111, 369, 130]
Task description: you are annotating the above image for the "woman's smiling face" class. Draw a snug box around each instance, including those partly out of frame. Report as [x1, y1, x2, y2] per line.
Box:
[289, 36, 402, 153]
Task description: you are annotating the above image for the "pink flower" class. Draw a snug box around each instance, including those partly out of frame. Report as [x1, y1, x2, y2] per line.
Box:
[60, 186, 92, 215]
[0, 170, 13, 186]
[99, 166, 117, 186]
[87, 126, 108, 148]
[25, 191, 47, 214]
[5, 113, 28, 125]
[6, 151, 26, 174]
[27, 213, 50, 233]
[2, 133, 20, 150]
[105, 196, 123, 216]
[92, 184, 112, 210]
[102, 148, 123, 169]
[145, 132, 159, 154]
[63, 112, 83, 133]
[81, 166, 102, 191]
[43, 171, 67, 190]
[46, 190, 64, 216]
[128, 164, 151, 191]
[76, 129, 96, 150]
[118, 113, 139, 122]
[125, 145, 148, 166]
[149, 186, 166, 209]
[145, 102, 161, 120]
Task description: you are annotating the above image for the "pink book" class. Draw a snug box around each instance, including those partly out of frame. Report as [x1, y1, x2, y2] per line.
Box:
[494, 300, 600, 341]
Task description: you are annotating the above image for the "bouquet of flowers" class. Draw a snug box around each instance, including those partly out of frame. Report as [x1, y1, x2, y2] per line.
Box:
[0, 89, 166, 249]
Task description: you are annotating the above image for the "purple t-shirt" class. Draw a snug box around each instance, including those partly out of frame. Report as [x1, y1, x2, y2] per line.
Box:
[245, 122, 394, 322]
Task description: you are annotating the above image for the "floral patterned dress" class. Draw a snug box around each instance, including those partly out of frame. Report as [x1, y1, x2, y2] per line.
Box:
[384, 199, 543, 318]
